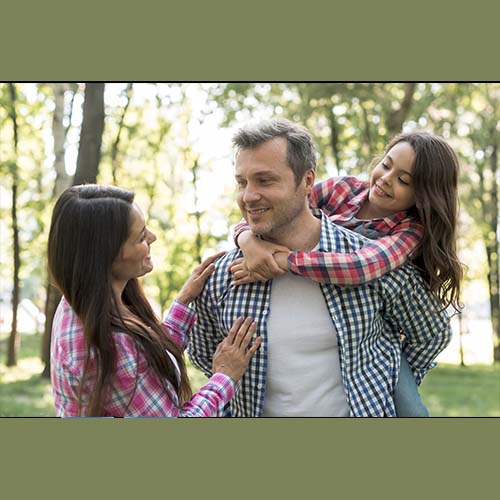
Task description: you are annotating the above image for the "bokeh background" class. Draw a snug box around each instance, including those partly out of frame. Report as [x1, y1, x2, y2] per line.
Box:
[0, 82, 498, 416]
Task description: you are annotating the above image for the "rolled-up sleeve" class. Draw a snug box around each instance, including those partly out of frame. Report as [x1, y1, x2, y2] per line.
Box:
[382, 268, 452, 385]
[163, 299, 197, 351]
[108, 332, 235, 417]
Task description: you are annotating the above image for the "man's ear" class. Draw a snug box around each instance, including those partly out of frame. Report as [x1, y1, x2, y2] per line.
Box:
[303, 168, 315, 193]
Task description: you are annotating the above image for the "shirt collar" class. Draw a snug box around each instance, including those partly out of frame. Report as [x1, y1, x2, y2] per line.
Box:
[379, 210, 412, 229]
[345, 188, 369, 211]
[311, 209, 342, 252]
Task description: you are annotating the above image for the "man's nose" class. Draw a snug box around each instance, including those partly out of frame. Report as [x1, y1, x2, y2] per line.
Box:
[242, 185, 261, 203]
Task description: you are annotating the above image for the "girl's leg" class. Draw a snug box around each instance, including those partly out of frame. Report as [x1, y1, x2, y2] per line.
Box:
[394, 355, 430, 417]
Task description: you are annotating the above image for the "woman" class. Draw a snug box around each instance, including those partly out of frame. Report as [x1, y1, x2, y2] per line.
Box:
[48, 184, 261, 417]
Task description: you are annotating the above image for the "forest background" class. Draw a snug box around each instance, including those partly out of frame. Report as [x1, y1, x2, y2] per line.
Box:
[0, 82, 499, 416]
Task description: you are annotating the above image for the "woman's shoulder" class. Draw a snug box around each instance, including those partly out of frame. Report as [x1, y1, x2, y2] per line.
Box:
[52, 296, 86, 368]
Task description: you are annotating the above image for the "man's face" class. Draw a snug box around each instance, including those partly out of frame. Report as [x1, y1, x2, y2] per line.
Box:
[235, 137, 312, 241]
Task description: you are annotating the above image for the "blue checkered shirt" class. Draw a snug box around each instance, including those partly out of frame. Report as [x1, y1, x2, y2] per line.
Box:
[188, 212, 452, 417]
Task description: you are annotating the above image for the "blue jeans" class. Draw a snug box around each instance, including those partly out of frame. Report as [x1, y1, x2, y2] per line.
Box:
[394, 355, 429, 417]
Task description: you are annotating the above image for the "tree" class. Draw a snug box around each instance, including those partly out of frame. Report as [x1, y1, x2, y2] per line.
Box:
[41, 83, 74, 378]
[73, 83, 105, 186]
[210, 83, 420, 179]
[110, 83, 133, 184]
[468, 85, 500, 361]
[424, 83, 500, 361]
[6, 83, 20, 366]
[41, 83, 105, 377]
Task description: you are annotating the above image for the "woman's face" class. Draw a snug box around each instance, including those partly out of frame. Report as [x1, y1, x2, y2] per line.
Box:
[111, 203, 157, 282]
[368, 141, 417, 218]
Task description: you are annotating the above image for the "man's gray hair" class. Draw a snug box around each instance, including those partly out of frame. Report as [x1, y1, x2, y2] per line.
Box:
[232, 118, 317, 185]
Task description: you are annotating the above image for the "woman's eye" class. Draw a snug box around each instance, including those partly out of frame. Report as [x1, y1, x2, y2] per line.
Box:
[399, 178, 409, 186]
[382, 163, 389, 170]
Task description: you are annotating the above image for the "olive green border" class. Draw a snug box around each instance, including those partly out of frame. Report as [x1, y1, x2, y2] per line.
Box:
[2, 0, 500, 80]
[1, 419, 499, 497]
[1, 1, 499, 497]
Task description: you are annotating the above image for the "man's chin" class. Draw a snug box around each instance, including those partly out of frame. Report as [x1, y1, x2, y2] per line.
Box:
[248, 223, 269, 237]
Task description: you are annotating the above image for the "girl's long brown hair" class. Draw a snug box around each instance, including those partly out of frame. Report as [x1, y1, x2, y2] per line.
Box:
[384, 132, 464, 312]
[48, 185, 192, 416]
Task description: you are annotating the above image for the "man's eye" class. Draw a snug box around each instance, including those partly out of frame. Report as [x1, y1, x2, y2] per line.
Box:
[382, 163, 389, 170]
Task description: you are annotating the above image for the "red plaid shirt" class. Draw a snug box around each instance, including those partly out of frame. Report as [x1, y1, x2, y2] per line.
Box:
[234, 176, 423, 286]
[51, 297, 235, 417]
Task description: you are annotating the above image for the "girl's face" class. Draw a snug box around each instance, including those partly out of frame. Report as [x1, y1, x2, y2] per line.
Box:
[368, 141, 416, 218]
[111, 203, 157, 283]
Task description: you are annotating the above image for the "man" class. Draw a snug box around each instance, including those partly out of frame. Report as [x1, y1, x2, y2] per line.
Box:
[188, 118, 451, 417]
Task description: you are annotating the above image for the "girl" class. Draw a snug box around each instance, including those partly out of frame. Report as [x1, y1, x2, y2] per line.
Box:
[49, 184, 261, 417]
[229, 131, 463, 417]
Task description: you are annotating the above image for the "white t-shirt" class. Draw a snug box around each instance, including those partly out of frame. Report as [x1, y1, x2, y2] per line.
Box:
[262, 270, 349, 417]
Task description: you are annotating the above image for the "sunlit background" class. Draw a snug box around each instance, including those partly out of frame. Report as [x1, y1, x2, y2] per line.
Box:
[0, 83, 498, 416]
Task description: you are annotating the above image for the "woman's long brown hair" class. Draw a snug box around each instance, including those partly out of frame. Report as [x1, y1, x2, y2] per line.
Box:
[384, 132, 464, 312]
[48, 185, 192, 416]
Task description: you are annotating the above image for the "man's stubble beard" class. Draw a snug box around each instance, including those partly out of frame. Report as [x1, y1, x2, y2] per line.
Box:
[253, 196, 308, 245]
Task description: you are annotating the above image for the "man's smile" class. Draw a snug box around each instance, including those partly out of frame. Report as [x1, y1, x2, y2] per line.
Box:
[246, 207, 270, 215]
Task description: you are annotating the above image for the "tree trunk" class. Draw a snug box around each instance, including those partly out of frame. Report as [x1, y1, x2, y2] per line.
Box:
[360, 102, 373, 158]
[42, 83, 104, 378]
[458, 312, 465, 367]
[41, 83, 71, 378]
[6, 83, 20, 367]
[52, 83, 72, 197]
[488, 140, 500, 361]
[111, 83, 133, 184]
[328, 109, 341, 176]
[191, 158, 202, 263]
[386, 82, 416, 135]
[485, 244, 500, 361]
[73, 83, 105, 186]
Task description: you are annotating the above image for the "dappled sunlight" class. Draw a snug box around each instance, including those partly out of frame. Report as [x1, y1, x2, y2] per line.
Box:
[436, 305, 494, 366]
[0, 357, 45, 384]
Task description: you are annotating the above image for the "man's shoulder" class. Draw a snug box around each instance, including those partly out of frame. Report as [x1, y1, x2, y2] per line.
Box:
[378, 261, 427, 296]
[213, 247, 242, 270]
[199, 247, 242, 298]
[320, 215, 369, 249]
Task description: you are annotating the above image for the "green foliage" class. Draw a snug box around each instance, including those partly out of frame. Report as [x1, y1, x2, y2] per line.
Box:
[0, 82, 498, 370]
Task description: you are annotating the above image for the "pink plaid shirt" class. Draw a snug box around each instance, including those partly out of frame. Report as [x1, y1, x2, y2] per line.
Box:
[51, 296, 235, 417]
[234, 176, 424, 286]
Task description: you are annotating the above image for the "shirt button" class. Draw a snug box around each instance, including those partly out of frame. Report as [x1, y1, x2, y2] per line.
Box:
[257, 383, 263, 389]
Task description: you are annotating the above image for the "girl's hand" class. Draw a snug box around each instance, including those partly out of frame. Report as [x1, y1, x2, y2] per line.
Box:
[176, 251, 226, 305]
[273, 251, 289, 273]
[212, 317, 262, 383]
[229, 231, 289, 285]
[228, 257, 269, 286]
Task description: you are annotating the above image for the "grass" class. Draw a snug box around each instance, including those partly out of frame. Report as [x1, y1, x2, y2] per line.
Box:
[420, 363, 500, 417]
[0, 333, 55, 417]
[1, 333, 498, 417]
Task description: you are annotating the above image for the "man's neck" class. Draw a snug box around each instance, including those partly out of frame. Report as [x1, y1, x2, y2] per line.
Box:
[265, 209, 321, 251]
